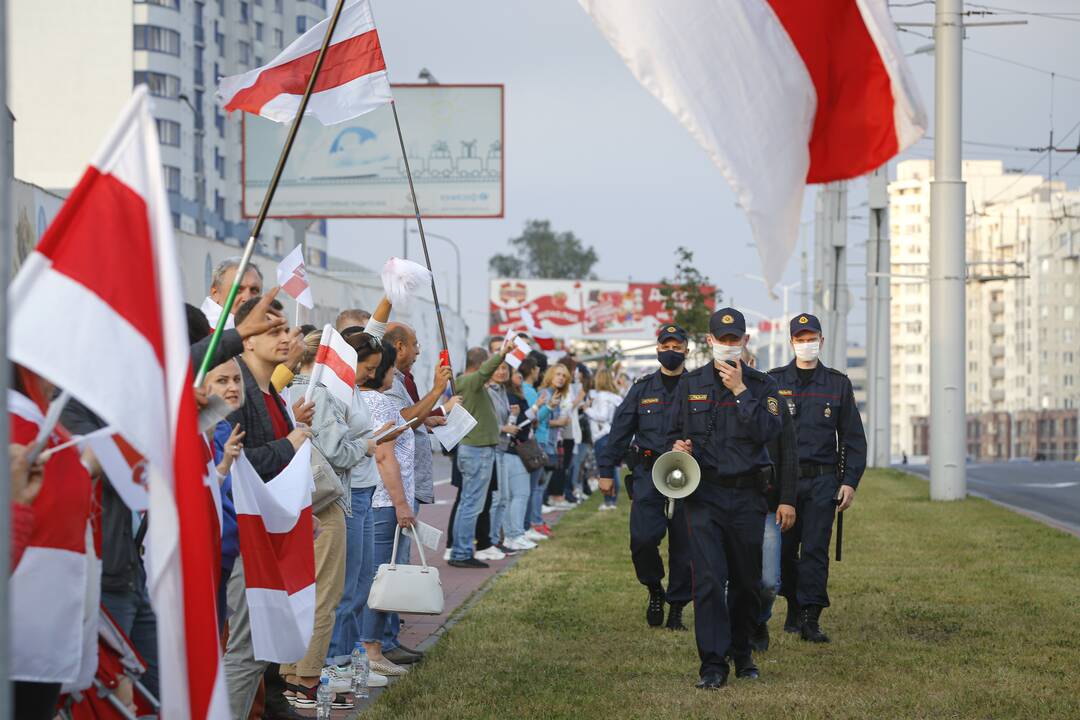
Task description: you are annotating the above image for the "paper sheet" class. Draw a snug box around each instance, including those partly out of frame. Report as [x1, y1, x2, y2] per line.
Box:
[406, 520, 443, 552]
[431, 404, 478, 451]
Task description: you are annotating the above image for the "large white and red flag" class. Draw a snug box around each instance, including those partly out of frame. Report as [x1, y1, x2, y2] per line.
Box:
[8, 87, 229, 718]
[306, 324, 359, 406]
[579, 0, 926, 287]
[8, 391, 98, 687]
[505, 336, 533, 370]
[217, 0, 392, 125]
[520, 309, 556, 351]
[277, 245, 314, 309]
[230, 442, 317, 662]
[85, 432, 150, 512]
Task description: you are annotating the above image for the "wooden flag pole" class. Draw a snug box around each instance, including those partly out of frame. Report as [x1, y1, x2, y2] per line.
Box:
[194, 0, 348, 387]
[389, 100, 457, 394]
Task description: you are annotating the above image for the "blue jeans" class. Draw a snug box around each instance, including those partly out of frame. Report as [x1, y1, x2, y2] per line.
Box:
[759, 514, 782, 623]
[527, 467, 550, 527]
[361, 506, 413, 645]
[102, 580, 159, 699]
[328, 487, 375, 663]
[494, 451, 532, 543]
[451, 445, 496, 561]
[569, 441, 591, 498]
[490, 452, 508, 547]
[381, 499, 418, 653]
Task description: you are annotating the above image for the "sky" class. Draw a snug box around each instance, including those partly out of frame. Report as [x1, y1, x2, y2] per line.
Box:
[327, 0, 1080, 345]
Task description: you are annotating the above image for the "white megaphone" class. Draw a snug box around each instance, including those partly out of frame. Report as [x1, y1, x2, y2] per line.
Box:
[651, 450, 701, 518]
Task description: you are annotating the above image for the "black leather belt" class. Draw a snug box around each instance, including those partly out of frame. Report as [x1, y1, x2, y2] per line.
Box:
[701, 467, 768, 489]
[800, 463, 836, 478]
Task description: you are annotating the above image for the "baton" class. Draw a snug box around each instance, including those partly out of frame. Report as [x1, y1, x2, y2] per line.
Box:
[834, 487, 844, 562]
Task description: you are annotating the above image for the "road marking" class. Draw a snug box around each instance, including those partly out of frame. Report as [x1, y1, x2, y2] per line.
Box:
[1020, 481, 1079, 489]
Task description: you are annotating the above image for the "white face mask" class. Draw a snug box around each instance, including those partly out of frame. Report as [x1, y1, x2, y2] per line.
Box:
[711, 343, 742, 364]
[794, 341, 821, 362]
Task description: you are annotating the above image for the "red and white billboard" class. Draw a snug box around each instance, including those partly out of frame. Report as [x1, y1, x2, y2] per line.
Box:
[490, 279, 716, 341]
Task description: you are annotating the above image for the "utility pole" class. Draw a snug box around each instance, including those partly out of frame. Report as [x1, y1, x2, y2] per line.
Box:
[866, 165, 892, 467]
[930, 0, 967, 500]
[813, 181, 850, 372]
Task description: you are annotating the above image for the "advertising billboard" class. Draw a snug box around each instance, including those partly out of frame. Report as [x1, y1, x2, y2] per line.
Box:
[489, 279, 717, 342]
[243, 84, 504, 218]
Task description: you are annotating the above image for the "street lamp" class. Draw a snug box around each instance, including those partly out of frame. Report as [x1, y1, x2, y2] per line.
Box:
[739, 274, 803, 368]
[408, 229, 462, 314]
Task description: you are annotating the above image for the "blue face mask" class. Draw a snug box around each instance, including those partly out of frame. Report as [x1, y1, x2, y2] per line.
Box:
[658, 350, 685, 371]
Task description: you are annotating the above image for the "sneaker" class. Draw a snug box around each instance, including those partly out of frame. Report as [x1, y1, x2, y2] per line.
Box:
[598, 504, 616, 512]
[443, 548, 453, 562]
[475, 546, 506, 561]
[369, 657, 409, 677]
[321, 665, 353, 693]
[448, 557, 490, 569]
[496, 543, 522, 555]
[524, 528, 548, 542]
[383, 646, 422, 665]
[540, 523, 553, 534]
[505, 536, 538, 550]
[541, 504, 556, 514]
[549, 500, 575, 510]
[368, 672, 389, 688]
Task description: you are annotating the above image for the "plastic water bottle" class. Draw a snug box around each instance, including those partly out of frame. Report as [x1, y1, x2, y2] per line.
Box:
[352, 642, 370, 699]
[315, 674, 333, 720]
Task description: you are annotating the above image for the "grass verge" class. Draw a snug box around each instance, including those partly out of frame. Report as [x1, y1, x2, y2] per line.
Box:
[367, 470, 1080, 719]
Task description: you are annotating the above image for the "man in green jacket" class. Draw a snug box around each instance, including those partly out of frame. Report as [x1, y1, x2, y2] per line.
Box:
[449, 343, 507, 568]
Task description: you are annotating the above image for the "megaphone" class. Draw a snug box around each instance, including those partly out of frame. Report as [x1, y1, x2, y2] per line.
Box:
[651, 450, 701, 518]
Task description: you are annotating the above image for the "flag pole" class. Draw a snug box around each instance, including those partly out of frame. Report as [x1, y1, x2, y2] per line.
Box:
[389, 100, 457, 394]
[193, 0, 348, 387]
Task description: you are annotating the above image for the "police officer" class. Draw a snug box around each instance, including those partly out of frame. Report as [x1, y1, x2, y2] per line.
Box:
[769, 313, 866, 643]
[597, 324, 692, 631]
[667, 308, 782, 689]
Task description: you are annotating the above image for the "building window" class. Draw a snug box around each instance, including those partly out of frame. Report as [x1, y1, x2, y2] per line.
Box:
[156, 119, 181, 147]
[134, 25, 181, 56]
[297, 15, 309, 33]
[238, 41, 252, 66]
[275, 0, 283, 13]
[255, 21, 264, 41]
[133, 71, 181, 99]
[217, 0, 224, 17]
[162, 165, 181, 192]
[1066, 307, 1076, 322]
[214, 148, 225, 179]
[240, 1, 249, 22]
[215, 191, 225, 218]
[274, 28, 283, 48]
[215, 109, 225, 138]
[135, 0, 181, 8]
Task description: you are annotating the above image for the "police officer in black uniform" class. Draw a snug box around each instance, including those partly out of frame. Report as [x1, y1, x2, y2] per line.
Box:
[597, 324, 692, 631]
[769, 313, 867, 643]
[666, 309, 782, 689]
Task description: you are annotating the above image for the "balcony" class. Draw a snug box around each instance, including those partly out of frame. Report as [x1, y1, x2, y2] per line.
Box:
[990, 301, 1005, 314]
[990, 344, 1006, 358]
[989, 366, 1005, 380]
[990, 388, 1006, 403]
[990, 323, 1005, 336]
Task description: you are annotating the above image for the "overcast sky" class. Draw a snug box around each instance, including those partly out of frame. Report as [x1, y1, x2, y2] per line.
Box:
[328, 0, 1080, 345]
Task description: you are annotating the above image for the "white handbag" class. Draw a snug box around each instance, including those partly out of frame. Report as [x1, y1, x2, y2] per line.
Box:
[367, 525, 444, 615]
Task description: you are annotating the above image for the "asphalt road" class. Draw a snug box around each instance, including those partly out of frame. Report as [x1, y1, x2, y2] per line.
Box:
[901, 461, 1080, 536]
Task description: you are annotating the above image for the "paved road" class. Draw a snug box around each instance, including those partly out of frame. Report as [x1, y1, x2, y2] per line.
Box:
[901, 461, 1080, 536]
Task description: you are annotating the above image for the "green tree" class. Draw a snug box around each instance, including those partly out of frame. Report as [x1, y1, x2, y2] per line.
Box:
[659, 246, 721, 357]
[489, 219, 599, 279]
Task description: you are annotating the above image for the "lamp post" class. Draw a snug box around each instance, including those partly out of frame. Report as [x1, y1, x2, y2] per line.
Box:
[408, 229, 462, 313]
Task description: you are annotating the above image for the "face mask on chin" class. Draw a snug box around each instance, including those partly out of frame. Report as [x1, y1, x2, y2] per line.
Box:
[794, 340, 821, 362]
[711, 343, 742, 364]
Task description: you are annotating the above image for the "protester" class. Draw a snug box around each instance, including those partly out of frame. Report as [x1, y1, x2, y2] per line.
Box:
[586, 368, 623, 510]
[492, 365, 537, 552]
[484, 361, 517, 557]
[568, 363, 595, 501]
[518, 358, 550, 543]
[335, 307, 371, 332]
[531, 364, 571, 527]
[448, 343, 508, 568]
[222, 296, 315, 720]
[202, 257, 264, 330]
[547, 357, 586, 508]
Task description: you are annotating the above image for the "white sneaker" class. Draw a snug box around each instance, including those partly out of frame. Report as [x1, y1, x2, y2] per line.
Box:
[552, 500, 575, 510]
[505, 536, 537, 551]
[368, 672, 389, 688]
[322, 665, 353, 693]
[443, 548, 453, 561]
[598, 504, 616, 512]
[541, 504, 555, 514]
[475, 546, 506, 561]
[524, 528, 549, 542]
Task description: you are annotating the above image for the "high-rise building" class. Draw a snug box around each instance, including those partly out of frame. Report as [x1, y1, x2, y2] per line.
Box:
[888, 159, 1080, 459]
[9, 0, 329, 260]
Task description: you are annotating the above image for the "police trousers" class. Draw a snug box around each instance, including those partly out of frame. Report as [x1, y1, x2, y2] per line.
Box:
[684, 482, 766, 678]
[629, 466, 692, 605]
[780, 472, 840, 609]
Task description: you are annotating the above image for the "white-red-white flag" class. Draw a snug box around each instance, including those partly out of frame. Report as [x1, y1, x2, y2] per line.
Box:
[85, 432, 150, 512]
[8, 87, 229, 719]
[8, 391, 99, 687]
[306, 324, 358, 406]
[200, 295, 234, 331]
[230, 442, 316, 663]
[217, 0, 392, 125]
[579, 0, 926, 287]
[505, 336, 533, 370]
[520, 309, 556, 351]
[277, 245, 314, 308]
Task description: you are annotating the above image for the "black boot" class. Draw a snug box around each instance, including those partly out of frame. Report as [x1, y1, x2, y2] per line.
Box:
[749, 621, 770, 652]
[799, 605, 830, 643]
[733, 654, 760, 680]
[665, 602, 688, 631]
[783, 600, 800, 633]
[646, 585, 666, 627]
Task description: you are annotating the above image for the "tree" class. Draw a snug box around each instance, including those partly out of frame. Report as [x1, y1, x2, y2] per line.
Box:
[658, 246, 721, 357]
[489, 219, 599, 279]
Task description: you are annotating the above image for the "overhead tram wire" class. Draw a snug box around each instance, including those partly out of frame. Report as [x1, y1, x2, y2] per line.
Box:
[895, 25, 1080, 83]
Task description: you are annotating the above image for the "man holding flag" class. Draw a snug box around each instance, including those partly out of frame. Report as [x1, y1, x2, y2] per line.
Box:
[203, 257, 265, 331]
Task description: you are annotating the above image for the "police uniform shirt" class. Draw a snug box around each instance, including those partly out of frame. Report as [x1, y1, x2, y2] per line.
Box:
[596, 370, 683, 478]
[665, 363, 783, 477]
[768, 360, 867, 488]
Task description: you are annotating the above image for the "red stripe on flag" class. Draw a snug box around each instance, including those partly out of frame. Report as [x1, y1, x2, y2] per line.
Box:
[282, 274, 309, 300]
[34, 168, 165, 365]
[315, 344, 356, 389]
[236, 507, 315, 595]
[225, 30, 386, 116]
[766, 0, 898, 182]
[174, 375, 225, 719]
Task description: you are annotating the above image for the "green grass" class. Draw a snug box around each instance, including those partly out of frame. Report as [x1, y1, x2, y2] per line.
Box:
[368, 470, 1080, 719]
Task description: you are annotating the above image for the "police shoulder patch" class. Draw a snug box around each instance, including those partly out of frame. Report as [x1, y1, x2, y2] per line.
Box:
[767, 397, 780, 415]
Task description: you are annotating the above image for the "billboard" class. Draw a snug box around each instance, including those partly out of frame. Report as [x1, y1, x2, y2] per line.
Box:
[243, 84, 504, 218]
[489, 279, 717, 342]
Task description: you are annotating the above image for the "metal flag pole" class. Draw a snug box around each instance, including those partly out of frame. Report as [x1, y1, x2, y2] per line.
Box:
[389, 99, 458, 394]
[193, 0, 349, 386]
